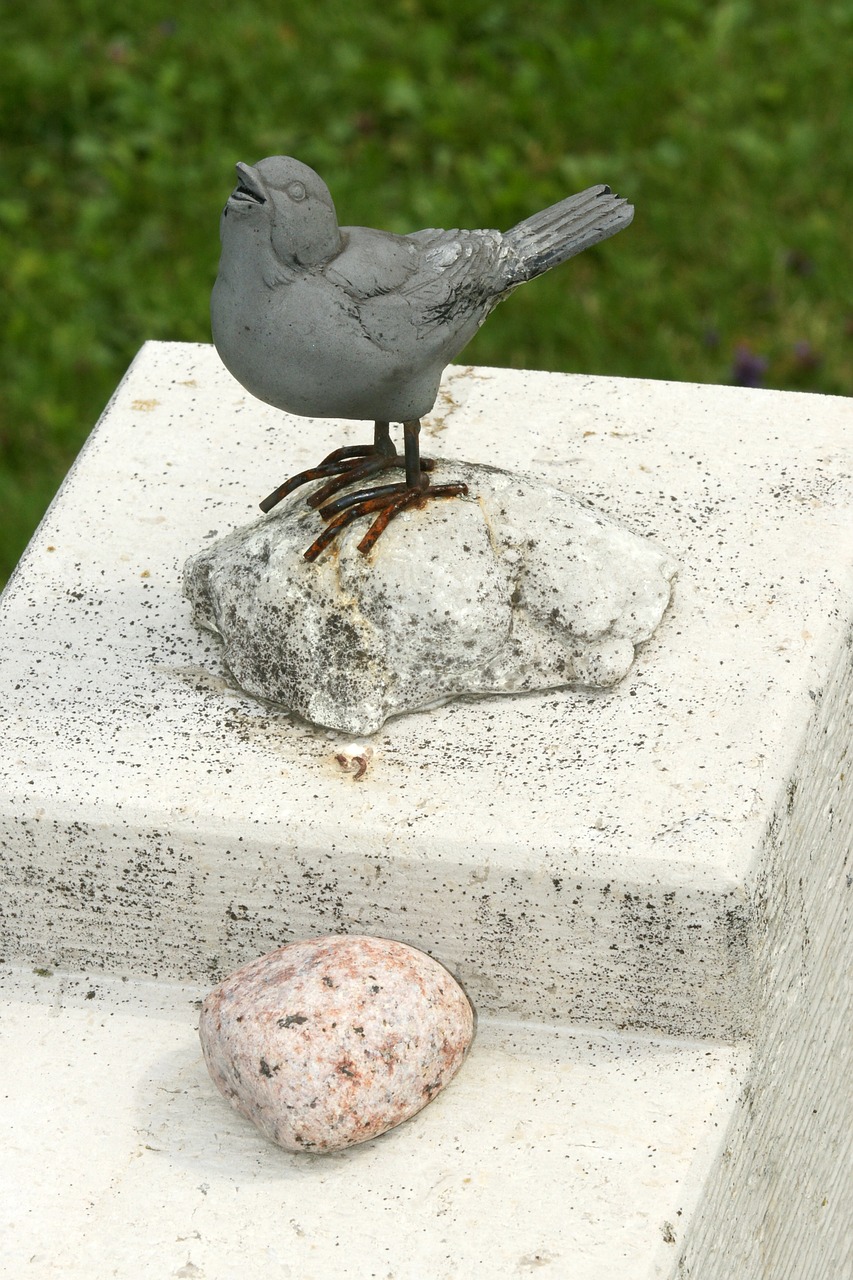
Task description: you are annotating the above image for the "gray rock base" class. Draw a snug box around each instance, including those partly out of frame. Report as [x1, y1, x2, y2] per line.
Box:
[183, 460, 676, 734]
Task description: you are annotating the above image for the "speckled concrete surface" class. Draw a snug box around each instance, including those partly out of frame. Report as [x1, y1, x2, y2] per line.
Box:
[200, 935, 474, 1151]
[1, 345, 852, 1041]
[0, 964, 748, 1280]
[675, 626, 853, 1279]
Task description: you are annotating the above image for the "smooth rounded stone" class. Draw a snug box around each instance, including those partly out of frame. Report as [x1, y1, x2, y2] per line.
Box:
[199, 934, 475, 1153]
[184, 459, 676, 733]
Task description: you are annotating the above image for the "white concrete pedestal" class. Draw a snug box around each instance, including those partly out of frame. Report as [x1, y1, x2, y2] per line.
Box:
[1, 344, 851, 1277]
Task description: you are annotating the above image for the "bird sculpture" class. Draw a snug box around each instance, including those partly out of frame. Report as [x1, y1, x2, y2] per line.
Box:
[211, 156, 633, 560]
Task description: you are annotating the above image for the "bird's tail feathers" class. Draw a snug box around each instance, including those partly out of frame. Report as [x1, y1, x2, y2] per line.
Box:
[503, 185, 634, 284]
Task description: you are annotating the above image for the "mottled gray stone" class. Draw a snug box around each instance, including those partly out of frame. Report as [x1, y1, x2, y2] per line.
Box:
[184, 460, 676, 734]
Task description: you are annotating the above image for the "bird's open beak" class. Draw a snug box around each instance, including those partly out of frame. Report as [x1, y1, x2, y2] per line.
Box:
[230, 162, 267, 206]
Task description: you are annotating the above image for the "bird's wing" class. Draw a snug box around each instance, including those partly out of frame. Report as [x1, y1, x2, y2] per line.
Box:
[396, 227, 515, 330]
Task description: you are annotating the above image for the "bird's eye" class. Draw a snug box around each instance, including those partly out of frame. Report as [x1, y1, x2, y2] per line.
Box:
[287, 181, 307, 202]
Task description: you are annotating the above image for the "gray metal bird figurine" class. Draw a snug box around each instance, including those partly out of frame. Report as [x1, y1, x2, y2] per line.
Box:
[211, 156, 634, 559]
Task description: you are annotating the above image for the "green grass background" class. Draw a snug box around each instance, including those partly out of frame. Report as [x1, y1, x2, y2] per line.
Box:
[2, 0, 851, 584]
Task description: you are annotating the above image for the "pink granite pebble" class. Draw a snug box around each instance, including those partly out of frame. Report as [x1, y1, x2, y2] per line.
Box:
[199, 934, 475, 1153]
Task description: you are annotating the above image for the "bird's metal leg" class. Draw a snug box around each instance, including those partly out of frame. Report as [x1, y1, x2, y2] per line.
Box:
[259, 420, 398, 514]
[259, 418, 467, 559]
[301, 418, 468, 561]
[403, 420, 427, 490]
[374, 419, 394, 459]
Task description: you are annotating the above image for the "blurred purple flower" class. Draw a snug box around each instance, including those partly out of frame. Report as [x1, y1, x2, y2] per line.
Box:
[731, 344, 768, 388]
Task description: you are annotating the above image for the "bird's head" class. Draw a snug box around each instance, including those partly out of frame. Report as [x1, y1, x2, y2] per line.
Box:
[221, 156, 342, 270]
